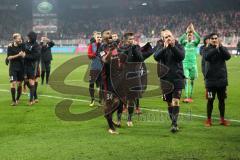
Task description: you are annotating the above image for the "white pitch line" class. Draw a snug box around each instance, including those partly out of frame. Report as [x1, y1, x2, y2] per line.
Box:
[0, 89, 10, 92]
[0, 80, 83, 86]
[0, 89, 240, 123]
[141, 108, 240, 123]
[39, 94, 89, 103]
[51, 80, 83, 82]
[0, 89, 89, 103]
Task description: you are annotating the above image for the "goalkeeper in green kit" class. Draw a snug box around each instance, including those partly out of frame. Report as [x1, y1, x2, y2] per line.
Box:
[179, 23, 200, 103]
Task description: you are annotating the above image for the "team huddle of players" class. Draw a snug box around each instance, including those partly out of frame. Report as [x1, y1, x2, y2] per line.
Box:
[5, 24, 231, 135]
[6, 32, 54, 106]
[87, 24, 231, 134]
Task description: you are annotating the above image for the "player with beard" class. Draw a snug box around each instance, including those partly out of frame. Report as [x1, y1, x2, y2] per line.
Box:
[118, 32, 143, 127]
[6, 33, 25, 106]
[114, 37, 153, 126]
[203, 33, 231, 127]
[23, 31, 41, 106]
[112, 32, 120, 45]
[111, 32, 127, 120]
[117, 32, 153, 127]
[88, 32, 103, 106]
[99, 30, 123, 134]
[154, 30, 185, 133]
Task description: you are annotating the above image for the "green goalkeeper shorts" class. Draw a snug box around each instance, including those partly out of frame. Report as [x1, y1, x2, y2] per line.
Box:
[183, 64, 198, 80]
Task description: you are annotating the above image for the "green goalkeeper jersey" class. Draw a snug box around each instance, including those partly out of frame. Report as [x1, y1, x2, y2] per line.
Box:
[179, 32, 201, 66]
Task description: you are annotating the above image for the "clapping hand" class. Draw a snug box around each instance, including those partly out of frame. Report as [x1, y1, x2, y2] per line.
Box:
[19, 51, 26, 58]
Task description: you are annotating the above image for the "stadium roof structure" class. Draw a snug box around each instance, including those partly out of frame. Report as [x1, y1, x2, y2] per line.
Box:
[0, 0, 239, 12]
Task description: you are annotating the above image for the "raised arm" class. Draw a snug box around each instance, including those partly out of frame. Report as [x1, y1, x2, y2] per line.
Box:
[219, 46, 231, 60]
[204, 47, 218, 61]
[7, 46, 22, 60]
[171, 43, 185, 61]
[153, 47, 166, 62]
[25, 44, 41, 61]
[132, 45, 144, 62]
[179, 33, 187, 46]
[48, 41, 55, 48]
[141, 42, 154, 60]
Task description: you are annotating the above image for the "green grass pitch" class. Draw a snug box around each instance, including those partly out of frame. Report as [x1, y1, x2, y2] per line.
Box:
[0, 54, 240, 160]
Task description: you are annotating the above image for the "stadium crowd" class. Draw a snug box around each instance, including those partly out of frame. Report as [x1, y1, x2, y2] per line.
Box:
[0, 11, 239, 41]
[0, 13, 31, 41]
[58, 11, 240, 39]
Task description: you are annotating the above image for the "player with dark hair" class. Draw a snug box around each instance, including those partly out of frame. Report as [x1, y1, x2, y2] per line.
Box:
[203, 33, 231, 127]
[119, 32, 143, 127]
[40, 36, 55, 85]
[118, 32, 153, 126]
[6, 33, 25, 106]
[154, 30, 185, 133]
[99, 30, 123, 134]
[88, 32, 103, 106]
[23, 31, 41, 106]
[112, 32, 120, 45]
[114, 34, 153, 126]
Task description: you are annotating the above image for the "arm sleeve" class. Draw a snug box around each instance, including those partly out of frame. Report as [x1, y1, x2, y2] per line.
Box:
[179, 33, 187, 46]
[142, 50, 153, 60]
[25, 45, 41, 61]
[141, 42, 154, 60]
[7, 46, 11, 57]
[219, 46, 231, 60]
[204, 47, 218, 61]
[171, 43, 185, 61]
[100, 50, 112, 63]
[5, 47, 11, 65]
[201, 57, 206, 77]
[132, 45, 144, 62]
[48, 41, 55, 48]
[87, 44, 96, 59]
[153, 47, 166, 61]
